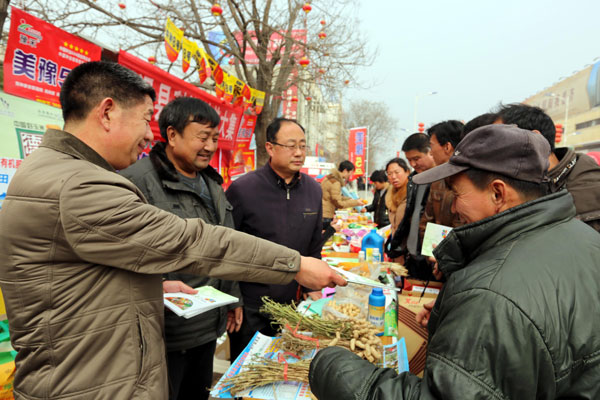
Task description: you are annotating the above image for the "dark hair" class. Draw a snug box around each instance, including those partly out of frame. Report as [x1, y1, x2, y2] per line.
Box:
[370, 170, 387, 183]
[60, 61, 156, 122]
[386, 157, 410, 173]
[464, 168, 548, 201]
[401, 133, 430, 153]
[427, 120, 464, 149]
[266, 118, 305, 143]
[461, 113, 498, 139]
[495, 104, 556, 151]
[338, 160, 355, 172]
[158, 97, 220, 141]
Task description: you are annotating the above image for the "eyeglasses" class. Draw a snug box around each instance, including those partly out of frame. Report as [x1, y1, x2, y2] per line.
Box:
[270, 142, 307, 152]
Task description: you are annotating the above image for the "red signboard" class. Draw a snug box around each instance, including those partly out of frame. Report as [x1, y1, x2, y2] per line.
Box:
[348, 127, 367, 179]
[234, 30, 306, 65]
[3, 7, 102, 108]
[118, 50, 243, 148]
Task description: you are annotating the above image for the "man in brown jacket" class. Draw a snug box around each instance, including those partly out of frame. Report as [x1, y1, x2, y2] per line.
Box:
[0, 61, 344, 400]
[418, 121, 465, 247]
[321, 160, 363, 242]
[495, 103, 600, 232]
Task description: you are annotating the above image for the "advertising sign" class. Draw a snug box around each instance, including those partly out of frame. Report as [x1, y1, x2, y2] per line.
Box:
[118, 50, 243, 148]
[3, 7, 102, 108]
[348, 127, 367, 179]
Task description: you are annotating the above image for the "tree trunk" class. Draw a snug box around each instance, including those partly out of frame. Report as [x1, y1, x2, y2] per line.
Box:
[0, 0, 10, 43]
[254, 106, 274, 167]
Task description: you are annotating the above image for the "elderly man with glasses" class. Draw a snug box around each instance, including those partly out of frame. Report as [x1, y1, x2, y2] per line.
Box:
[226, 117, 325, 362]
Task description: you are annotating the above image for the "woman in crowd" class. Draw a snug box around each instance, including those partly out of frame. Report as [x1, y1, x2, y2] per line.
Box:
[384, 158, 410, 233]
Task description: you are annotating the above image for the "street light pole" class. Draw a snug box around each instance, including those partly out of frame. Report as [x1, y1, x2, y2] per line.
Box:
[545, 92, 570, 145]
[413, 91, 438, 130]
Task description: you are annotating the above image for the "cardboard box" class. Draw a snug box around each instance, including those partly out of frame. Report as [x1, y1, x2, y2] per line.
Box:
[397, 279, 442, 377]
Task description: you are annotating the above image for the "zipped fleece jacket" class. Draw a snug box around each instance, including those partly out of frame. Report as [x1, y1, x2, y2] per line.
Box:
[0, 130, 301, 400]
[310, 191, 600, 399]
[120, 142, 242, 352]
[226, 162, 323, 308]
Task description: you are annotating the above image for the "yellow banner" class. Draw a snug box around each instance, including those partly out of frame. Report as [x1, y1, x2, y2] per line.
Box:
[181, 38, 195, 73]
[223, 73, 236, 103]
[254, 89, 265, 114]
[193, 47, 211, 83]
[204, 52, 224, 85]
[164, 18, 183, 63]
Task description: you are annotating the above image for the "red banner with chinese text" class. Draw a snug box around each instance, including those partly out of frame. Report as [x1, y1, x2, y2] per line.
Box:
[118, 50, 243, 149]
[3, 7, 102, 108]
[348, 127, 367, 179]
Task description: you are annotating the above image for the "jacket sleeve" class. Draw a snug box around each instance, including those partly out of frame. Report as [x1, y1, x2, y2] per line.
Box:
[365, 191, 378, 213]
[329, 181, 362, 209]
[310, 289, 555, 399]
[59, 170, 300, 285]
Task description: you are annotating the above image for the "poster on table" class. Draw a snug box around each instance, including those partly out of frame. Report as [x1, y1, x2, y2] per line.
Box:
[118, 50, 243, 148]
[3, 7, 102, 107]
[348, 126, 367, 180]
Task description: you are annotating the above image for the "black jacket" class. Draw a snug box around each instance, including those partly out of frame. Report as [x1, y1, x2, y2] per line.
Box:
[310, 191, 600, 399]
[226, 162, 323, 309]
[120, 142, 242, 352]
[365, 186, 390, 227]
[385, 172, 431, 278]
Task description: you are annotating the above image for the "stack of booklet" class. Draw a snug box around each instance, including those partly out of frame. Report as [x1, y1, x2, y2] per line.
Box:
[163, 286, 238, 319]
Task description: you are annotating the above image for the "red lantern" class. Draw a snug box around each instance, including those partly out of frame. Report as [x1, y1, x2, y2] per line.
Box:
[344, 79, 349, 85]
[418, 122, 425, 132]
[318, 68, 325, 74]
[147, 56, 156, 64]
[305, 96, 312, 101]
[211, 3, 223, 16]
[118, 3, 126, 9]
[302, 3, 312, 13]
[555, 123, 563, 143]
[228, 58, 234, 65]
[318, 32, 327, 40]
[320, 20, 326, 26]
[291, 96, 298, 103]
[299, 57, 310, 68]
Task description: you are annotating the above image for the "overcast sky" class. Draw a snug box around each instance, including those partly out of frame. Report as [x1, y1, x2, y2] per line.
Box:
[344, 0, 600, 165]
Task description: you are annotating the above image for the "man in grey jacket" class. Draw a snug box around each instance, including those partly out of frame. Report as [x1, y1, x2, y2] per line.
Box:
[120, 97, 241, 400]
[0, 61, 345, 400]
[310, 124, 600, 399]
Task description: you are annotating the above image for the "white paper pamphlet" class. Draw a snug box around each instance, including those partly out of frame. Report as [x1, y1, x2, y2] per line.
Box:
[421, 222, 453, 258]
[163, 286, 238, 319]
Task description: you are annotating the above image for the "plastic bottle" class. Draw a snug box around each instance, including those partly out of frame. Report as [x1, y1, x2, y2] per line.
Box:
[368, 287, 385, 334]
[358, 251, 365, 262]
[372, 248, 381, 263]
[361, 229, 384, 260]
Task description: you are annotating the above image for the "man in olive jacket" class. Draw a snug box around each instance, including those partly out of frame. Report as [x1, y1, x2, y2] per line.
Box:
[0, 61, 344, 400]
[120, 97, 241, 400]
[310, 124, 600, 399]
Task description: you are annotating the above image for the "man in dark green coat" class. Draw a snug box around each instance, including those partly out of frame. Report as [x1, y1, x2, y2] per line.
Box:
[121, 97, 242, 400]
[309, 124, 600, 399]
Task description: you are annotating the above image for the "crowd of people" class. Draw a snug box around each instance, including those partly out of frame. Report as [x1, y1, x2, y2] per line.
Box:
[0, 60, 599, 399]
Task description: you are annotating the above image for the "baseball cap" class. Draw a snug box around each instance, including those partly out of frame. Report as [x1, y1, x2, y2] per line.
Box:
[412, 124, 550, 185]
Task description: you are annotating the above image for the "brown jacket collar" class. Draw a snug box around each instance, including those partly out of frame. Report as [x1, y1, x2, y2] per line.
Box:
[40, 129, 115, 172]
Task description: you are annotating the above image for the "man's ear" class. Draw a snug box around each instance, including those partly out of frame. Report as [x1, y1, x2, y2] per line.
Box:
[490, 179, 508, 211]
[98, 98, 115, 132]
[532, 129, 542, 135]
[166, 126, 178, 146]
[265, 142, 274, 158]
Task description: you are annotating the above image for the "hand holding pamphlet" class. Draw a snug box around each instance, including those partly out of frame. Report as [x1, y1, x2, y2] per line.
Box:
[421, 222, 453, 258]
[164, 286, 238, 319]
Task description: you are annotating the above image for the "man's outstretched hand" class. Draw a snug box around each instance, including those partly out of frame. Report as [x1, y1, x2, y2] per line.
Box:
[295, 256, 347, 290]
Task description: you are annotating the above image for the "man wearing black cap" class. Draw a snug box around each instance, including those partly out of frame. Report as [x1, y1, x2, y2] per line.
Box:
[309, 124, 600, 399]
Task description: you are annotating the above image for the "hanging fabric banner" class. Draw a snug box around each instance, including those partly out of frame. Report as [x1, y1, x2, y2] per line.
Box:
[181, 37, 195, 73]
[348, 127, 367, 179]
[164, 17, 183, 62]
[194, 47, 211, 83]
[3, 7, 102, 107]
